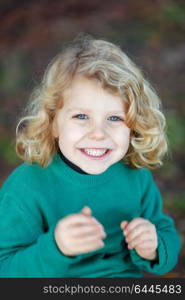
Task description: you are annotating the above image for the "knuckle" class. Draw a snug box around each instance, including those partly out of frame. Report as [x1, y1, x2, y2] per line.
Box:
[150, 223, 156, 231]
[55, 219, 66, 231]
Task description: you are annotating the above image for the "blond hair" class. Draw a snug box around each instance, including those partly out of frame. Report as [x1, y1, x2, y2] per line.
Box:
[16, 34, 168, 169]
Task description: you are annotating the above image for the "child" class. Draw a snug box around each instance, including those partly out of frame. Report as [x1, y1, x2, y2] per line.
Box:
[0, 34, 181, 278]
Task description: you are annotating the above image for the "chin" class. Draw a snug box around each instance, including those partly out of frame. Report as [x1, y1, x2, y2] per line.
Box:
[87, 170, 104, 175]
[84, 166, 110, 175]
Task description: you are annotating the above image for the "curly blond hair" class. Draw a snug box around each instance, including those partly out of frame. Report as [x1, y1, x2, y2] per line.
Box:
[16, 34, 168, 169]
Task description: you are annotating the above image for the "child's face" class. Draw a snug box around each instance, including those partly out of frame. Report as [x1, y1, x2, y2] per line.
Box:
[53, 76, 130, 174]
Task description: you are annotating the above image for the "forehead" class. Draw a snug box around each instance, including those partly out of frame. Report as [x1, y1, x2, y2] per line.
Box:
[62, 76, 125, 111]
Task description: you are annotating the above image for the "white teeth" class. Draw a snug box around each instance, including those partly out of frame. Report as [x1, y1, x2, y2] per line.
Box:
[83, 149, 107, 156]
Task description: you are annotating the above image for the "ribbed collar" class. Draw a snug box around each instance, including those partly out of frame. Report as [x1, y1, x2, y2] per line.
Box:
[52, 153, 126, 187]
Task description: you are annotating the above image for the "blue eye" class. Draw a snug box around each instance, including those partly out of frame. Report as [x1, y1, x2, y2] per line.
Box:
[73, 114, 88, 120]
[108, 116, 123, 121]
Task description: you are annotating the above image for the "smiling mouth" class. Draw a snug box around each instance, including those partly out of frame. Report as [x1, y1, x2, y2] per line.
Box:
[79, 148, 112, 159]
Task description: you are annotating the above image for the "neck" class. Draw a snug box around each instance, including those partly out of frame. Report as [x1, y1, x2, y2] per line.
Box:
[58, 151, 88, 175]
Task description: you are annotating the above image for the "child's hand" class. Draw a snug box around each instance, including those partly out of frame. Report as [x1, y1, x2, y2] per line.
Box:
[54, 206, 106, 256]
[120, 218, 158, 260]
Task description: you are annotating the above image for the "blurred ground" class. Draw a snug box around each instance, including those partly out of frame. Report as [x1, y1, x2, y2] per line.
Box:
[0, 0, 185, 277]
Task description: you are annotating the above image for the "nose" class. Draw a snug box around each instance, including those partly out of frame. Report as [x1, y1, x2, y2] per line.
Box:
[88, 122, 106, 141]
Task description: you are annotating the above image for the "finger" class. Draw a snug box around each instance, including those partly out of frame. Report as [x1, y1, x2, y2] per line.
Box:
[135, 241, 156, 250]
[81, 206, 92, 216]
[74, 234, 105, 244]
[124, 218, 149, 236]
[125, 224, 151, 243]
[74, 240, 105, 254]
[120, 221, 128, 231]
[81, 207, 105, 232]
[70, 224, 106, 239]
[88, 216, 106, 236]
[62, 214, 95, 228]
[65, 212, 106, 236]
[127, 233, 153, 249]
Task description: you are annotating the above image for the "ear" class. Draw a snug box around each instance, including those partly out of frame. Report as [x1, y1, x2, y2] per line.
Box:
[52, 118, 59, 138]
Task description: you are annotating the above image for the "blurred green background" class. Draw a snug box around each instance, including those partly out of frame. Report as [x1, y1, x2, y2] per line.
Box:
[0, 0, 185, 277]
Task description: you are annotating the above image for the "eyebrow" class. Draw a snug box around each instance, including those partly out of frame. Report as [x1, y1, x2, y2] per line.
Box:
[66, 108, 125, 114]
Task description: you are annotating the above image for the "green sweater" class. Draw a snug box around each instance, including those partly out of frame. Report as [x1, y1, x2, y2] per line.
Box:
[0, 154, 181, 278]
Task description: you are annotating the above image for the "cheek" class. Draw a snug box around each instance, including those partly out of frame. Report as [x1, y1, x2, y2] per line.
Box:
[58, 123, 85, 143]
[113, 126, 130, 147]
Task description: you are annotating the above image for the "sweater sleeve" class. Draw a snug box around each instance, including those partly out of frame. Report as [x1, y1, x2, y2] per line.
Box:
[129, 169, 181, 275]
[0, 192, 81, 278]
